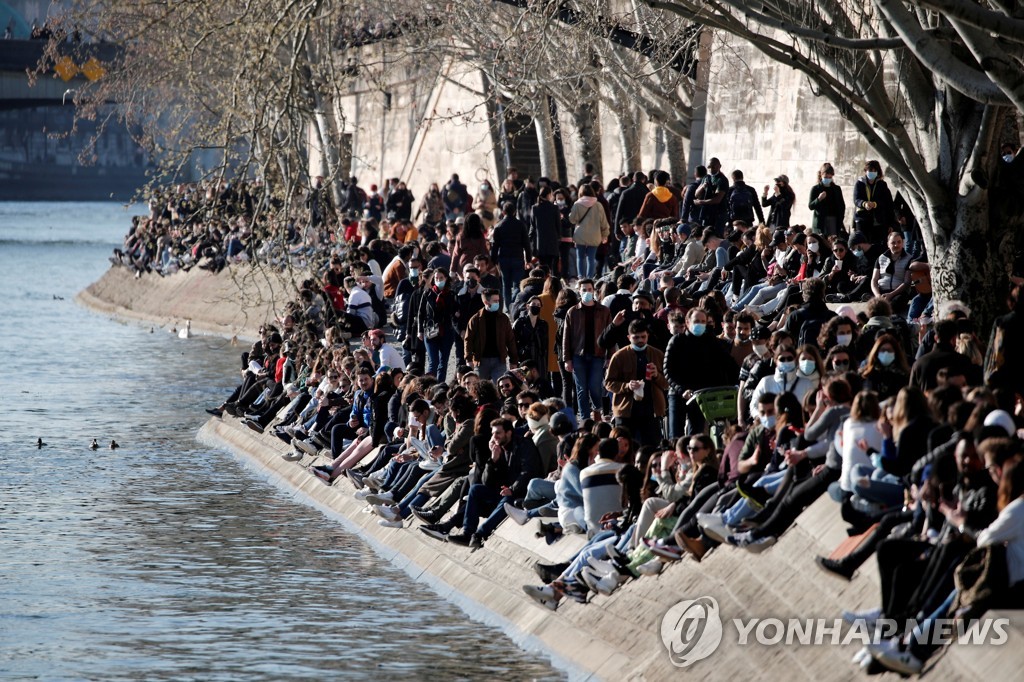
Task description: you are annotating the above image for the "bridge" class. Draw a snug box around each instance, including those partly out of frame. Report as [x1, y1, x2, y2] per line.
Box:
[0, 38, 117, 111]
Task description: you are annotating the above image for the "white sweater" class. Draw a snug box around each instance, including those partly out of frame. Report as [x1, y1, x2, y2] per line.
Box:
[978, 497, 1024, 586]
[839, 418, 884, 492]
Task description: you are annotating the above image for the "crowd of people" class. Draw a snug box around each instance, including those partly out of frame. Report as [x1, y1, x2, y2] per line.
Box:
[115, 153, 1024, 675]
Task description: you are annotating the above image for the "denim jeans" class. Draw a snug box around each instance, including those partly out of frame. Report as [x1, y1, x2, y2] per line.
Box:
[572, 354, 605, 417]
[498, 258, 525, 312]
[851, 463, 905, 508]
[424, 326, 456, 381]
[576, 245, 598, 279]
[478, 357, 508, 384]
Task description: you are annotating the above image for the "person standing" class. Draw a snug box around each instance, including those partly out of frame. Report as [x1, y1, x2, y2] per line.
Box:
[513, 296, 550, 381]
[562, 279, 611, 421]
[465, 288, 519, 383]
[570, 185, 611, 279]
[530, 187, 561, 274]
[808, 162, 846, 237]
[490, 202, 532, 311]
[604, 320, 670, 446]
[853, 159, 894, 245]
[419, 269, 458, 380]
[761, 174, 795, 228]
[615, 171, 649, 229]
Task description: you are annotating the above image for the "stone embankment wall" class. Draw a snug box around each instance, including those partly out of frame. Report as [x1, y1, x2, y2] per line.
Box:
[80, 266, 1023, 681]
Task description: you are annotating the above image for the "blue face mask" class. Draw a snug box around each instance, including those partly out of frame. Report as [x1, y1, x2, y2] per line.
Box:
[581, 291, 595, 304]
[760, 414, 777, 430]
[878, 350, 896, 366]
[690, 323, 706, 337]
[409, 268, 419, 277]
[866, 171, 878, 181]
[821, 177, 833, 186]
[487, 302, 500, 312]
[778, 360, 796, 374]
[1004, 154, 1015, 164]
[799, 359, 816, 375]
[435, 279, 446, 288]
[630, 343, 648, 352]
[853, 248, 864, 258]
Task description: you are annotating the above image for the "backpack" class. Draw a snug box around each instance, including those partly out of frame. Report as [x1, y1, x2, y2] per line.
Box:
[798, 316, 829, 350]
[728, 186, 755, 221]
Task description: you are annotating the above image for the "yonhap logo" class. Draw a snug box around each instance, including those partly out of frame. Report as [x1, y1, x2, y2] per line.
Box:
[660, 596, 723, 667]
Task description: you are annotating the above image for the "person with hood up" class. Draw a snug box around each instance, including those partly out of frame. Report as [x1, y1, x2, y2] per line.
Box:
[569, 184, 611, 279]
[637, 171, 680, 221]
[748, 343, 818, 417]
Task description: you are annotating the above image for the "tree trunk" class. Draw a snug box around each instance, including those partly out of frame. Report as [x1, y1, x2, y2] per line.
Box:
[533, 96, 559, 180]
[614, 99, 642, 174]
[570, 81, 602, 181]
[663, 126, 688, 184]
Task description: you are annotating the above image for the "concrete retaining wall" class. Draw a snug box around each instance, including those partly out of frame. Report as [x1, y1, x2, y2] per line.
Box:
[80, 268, 1024, 680]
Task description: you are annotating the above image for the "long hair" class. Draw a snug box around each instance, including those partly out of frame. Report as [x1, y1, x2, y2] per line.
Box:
[463, 212, 485, 240]
[775, 392, 805, 434]
[890, 386, 931, 439]
[473, 407, 500, 435]
[997, 456, 1024, 512]
[862, 333, 910, 375]
[571, 433, 601, 468]
[850, 390, 881, 423]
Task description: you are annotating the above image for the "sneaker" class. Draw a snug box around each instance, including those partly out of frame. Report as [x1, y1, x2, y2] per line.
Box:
[244, 413, 262, 423]
[281, 450, 303, 462]
[504, 503, 530, 526]
[419, 525, 449, 542]
[741, 535, 776, 553]
[870, 645, 922, 675]
[649, 543, 684, 562]
[205, 408, 223, 417]
[346, 470, 365, 489]
[364, 474, 385, 492]
[373, 504, 400, 522]
[579, 567, 623, 596]
[446, 529, 473, 546]
[696, 513, 732, 544]
[311, 467, 332, 482]
[562, 581, 590, 604]
[522, 584, 559, 611]
[378, 519, 404, 529]
[636, 558, 664, 576]
[533, 561, 570, 584]
[243, 419, 265, 434]
[815, 556, 855, 581]
[353, 488, 372, 501]
[410, 506, 440, 524]
[842, 607, 883, 629]
[586, 557, 619, 575]
[726, 530, 755, 547]
[365, 492, 395, 506]
[605, 543, 626, 564]
[294, 439, 318, 456]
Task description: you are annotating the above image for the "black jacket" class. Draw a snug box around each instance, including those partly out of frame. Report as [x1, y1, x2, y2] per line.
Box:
[491, 216, 532, 262]
[614, 182, 649, 229]
[664, 332, 740, 395]
[530, 201, 561, 258]
[481, 434, 542, 498]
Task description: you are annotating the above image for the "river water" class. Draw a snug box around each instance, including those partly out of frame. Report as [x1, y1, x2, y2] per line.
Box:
[0, 202, 561, 681]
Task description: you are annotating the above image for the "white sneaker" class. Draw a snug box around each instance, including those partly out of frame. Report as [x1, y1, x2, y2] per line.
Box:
[504, 503, 530, 526]
[697, 513, 732, 543]
[586, 557, 619, 575]
[281, 450, 303, 462]
[579, 567, 621, 596]
[636, 558, 664, 576]
[522, 584, 559, 611]
[294, 439, 318, 456]
[372, 504, 400, 522]
[378, 519, 404, 529]
[364, 491, 394, 504]
[871, 646, 922, 675]
[851, 646, 871, 666]
[353, 488, 371, 501]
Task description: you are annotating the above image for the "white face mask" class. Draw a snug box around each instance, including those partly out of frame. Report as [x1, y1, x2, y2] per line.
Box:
[807, 241, 820, 253]
[836, 333, 853, 347]
[753, 343, 768, 357]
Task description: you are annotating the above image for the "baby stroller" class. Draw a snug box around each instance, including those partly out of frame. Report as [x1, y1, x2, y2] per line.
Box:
[686, 386, 738, 449]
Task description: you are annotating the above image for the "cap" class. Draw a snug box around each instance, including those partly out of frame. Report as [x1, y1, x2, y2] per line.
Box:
[751, 325, 771, 341]
[632, 290, 655, 305]
[455, 216, 465, 225]
[370, 184, 378, 192]
[984, 409, 1016, 437]
[549, 412, 573, 437]
[774, 174, 789, 184]
[770, 231, 786, 246]
[676, 223, 691, 237]
[849, 231, 870, 246]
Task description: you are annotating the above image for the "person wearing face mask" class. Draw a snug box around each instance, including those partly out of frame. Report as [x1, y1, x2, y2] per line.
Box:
[860, 333, 910, 400]
[382, 244, 415, 300]
[465, 289, 519, 383]
[513, 296, 550, 387]
[663, 308, 740, 439]
[748, 344, 818, 418]
[563, 279, 612, 421]
[604, 320, 670, 445]
[600, 290, 671, 353]
[808, 162, 846, 237]
[418, 269, 459, 380]
[474, 178, 498, 229]
[729, 311, 757, 366]
[737, 325, 773, 424]
[853, 160, 894, 245]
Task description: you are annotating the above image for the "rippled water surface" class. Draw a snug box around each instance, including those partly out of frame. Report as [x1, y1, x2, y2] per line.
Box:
[0, 202, 561, 681]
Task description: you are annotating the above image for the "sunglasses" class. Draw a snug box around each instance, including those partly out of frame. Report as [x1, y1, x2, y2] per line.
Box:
[777, 356, 795, 362]
[687, 445, 705, 452]
[517, 402, 531, 408]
